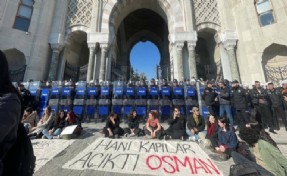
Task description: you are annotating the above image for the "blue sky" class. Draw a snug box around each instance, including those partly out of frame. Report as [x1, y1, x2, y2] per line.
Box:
[130, 41, 160, 80]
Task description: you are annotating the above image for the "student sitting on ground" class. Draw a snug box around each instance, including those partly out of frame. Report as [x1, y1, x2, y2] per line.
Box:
[124, 110, 142, 137]
[42, 110, 66, 139]
[28, 106, 54, 138]
[163, 106, 186, 140]
[65, 110, 82, 136]
[186, 107, 206, 142]
[22, 107, 38, 133]
[204, 114, 219, 149]
[215, 117, 238, 159]
[231, 126, 287, 176]
[143, 111, 164, 139]
[103, 112, 124, 138]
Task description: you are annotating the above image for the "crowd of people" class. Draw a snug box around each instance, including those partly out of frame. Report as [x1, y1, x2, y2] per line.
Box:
[1, 48, 287, 176]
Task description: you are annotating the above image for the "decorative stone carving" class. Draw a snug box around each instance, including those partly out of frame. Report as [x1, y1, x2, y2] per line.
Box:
[66, 0, 93, 28]
[193, 0, 221, 26]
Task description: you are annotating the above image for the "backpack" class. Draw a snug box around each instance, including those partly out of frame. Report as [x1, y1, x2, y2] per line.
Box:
[2, 123, 36, 176]
[229, 163, 259, 176]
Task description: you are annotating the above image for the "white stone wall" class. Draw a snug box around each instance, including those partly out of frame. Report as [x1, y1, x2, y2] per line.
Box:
[228, 0, 287, 84]
[0, 0, 56, 81]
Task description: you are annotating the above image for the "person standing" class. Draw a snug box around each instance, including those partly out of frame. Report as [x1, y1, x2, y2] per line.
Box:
[202, 81, 217, 115]
[267, 82, 287, 131]
[0, 50, 22, 175]
[231, 80, 250, 129]
[250, 81, 276, 134]
[218, 81, 234, 125]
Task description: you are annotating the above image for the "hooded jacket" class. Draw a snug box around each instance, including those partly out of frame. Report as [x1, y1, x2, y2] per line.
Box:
[0, 93, 21, 171]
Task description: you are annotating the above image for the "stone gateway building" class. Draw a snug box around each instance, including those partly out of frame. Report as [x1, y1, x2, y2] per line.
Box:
[0, 0, 287, 84]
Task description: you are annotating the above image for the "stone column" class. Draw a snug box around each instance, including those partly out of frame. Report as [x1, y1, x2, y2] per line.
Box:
[176, 42, 184, 81]
[188, 42, 197, 79]
[225, 43, 240, 81]
[105, 56, 112, 81]
[48, 44, 63, 80]
[86, 44, 96, 82]
[56, 48, 65, 80]
[99, 43, 108, 81]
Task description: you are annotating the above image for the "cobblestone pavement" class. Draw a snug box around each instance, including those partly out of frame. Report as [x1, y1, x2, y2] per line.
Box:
[34, 122, 287, 176]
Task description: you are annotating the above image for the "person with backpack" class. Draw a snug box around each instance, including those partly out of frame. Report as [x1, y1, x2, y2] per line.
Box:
[0, 50, 35, 176]
[233, 126, 287, 176]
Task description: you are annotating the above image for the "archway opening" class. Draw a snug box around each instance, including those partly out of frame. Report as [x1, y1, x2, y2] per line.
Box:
[130, 41, 160, 81]
[262, 43, 287, 85]
[63, 30, 89, 81]
[4, 48, 26, 82]
[195, 29, 219, 81]
[112, 8, 170, 81]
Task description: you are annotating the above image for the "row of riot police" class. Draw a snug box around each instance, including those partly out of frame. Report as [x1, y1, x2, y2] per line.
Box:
[13, 79, 202, 122]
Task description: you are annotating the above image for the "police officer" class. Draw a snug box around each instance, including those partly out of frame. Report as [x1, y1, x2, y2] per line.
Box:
[231, 80, 249, 128]
[250, 81, 276, 133]
[18, 83, 32, 109]
[267, 82, 287, 131]
[218, 80, 233, 125]
[202, 81, 217, 115]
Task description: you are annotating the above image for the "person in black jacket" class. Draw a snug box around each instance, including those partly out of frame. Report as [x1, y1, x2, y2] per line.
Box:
[267, 82, 287, 131]
[163, 106, 186, 140]
[218, 81, 234, 125]
[124, 110, 142, 137]
[103, 113, 124, 138]
[250, 81, 276, 133]
[186, 107, 206, 142]
[202, 81, 217, 115]
[0, 50, 22, 176]
[231, 80, 249, 129]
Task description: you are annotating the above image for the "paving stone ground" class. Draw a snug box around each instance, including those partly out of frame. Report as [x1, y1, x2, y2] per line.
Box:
[34, 122, 287, 176]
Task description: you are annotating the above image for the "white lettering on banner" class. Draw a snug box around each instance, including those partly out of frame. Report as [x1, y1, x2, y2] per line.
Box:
[63, 138, 223, 176]
[32, 139, 74, 172]
[89, 90, 96, 93]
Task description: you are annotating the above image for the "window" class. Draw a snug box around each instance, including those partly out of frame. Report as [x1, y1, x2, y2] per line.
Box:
[255, 0, 275, 26]
[14, 0, 34, 32]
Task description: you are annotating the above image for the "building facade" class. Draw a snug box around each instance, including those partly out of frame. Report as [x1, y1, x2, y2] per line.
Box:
[0, 0, 286, 85]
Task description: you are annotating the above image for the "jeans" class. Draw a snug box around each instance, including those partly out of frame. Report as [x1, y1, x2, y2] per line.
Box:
[220, 104, 234, 125]
[42, 128, 62, 139]
[186, 127, 206, 140]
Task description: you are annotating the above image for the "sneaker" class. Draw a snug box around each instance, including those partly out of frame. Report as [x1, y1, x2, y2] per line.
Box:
[130, 133, 136, 137]
[42, 136, 48, 139]
[124, 133, 129, 138]
[269, 129, 277, 134]
[197, 139, 204, 145]
[181, 136, 185, 141]
[164, 135, 171, 140]
[53, 135, 60, 139]
[188, 136, 196, 141]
